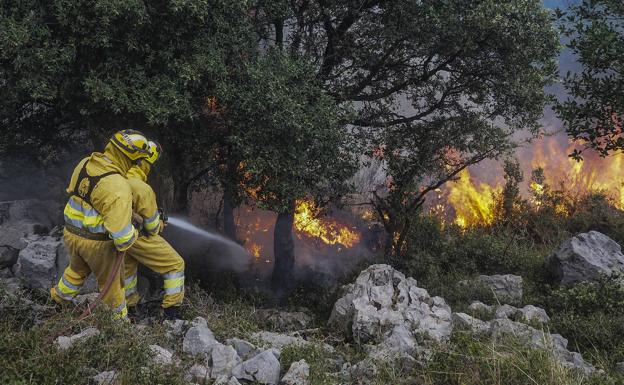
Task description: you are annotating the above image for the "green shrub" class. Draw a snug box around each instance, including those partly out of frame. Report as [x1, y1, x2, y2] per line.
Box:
[280, 343, 336, 385]
[0, 307, 187, 385]
[414, 332, 616, 385]
[536, 275, 624, 370]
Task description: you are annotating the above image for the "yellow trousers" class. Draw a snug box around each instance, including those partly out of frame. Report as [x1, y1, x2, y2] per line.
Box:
[123, 234, 185, 308]
[51, 229, 127, 319]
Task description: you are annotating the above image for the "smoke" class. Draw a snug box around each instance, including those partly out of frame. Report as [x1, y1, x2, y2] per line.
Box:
[162, 217, 253, 280]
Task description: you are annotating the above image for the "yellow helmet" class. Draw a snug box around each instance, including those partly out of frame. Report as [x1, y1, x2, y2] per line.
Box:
[145, 140, 162, 164]
[110, 130, 152, 161]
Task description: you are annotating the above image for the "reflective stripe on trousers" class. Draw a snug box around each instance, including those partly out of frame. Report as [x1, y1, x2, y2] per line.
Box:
[123, 274, 138, 298]
[163, 271, 184, 295]
[112, 300, 128, 319]
[54, 275, 82, 301]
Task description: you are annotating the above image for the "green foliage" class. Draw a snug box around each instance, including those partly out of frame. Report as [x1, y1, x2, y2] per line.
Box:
[543, 274, 624, 315]
[533, 275, 624, 370]
[396, 216, 545, 306]
[0, 0, 255, 178]
[217, 49, 359, 213]
[280, 343, 335, 385]
[555, 0, 624, 157]
[0, 308, 187, 385]
[181, 283, 261, 340]
[413, 332, 614, 385]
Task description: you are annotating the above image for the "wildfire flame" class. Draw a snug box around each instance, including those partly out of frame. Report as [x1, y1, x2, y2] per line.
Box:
[249, 243, 262, 260]
[294, 199, 361, 247]
[532, 138, 624, 210]
[447, 169, 501, 228]
[441, 136, 624, 228]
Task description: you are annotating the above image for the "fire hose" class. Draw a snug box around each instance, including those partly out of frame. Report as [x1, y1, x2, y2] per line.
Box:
[50, 250, 126, 342]
[76, 250, 126, 321]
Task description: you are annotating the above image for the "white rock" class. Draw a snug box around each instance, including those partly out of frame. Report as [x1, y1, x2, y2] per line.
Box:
[281, 359, 310, 385]
[518, 305, 550, 324]
[494, 304, 519, 320]
[489, 318, 596, 374]
[468, 300, 494, 315]
[214, 376, 242, 385]
[211, 343, 242, 379]
[55, 327, 100, 351]
[149, 344, 173, 365]
[13, 236, 61, 289]
[452, 312, 490, 335]
[478, 274, 523, 304]
[185, 364, 210, 383]
[548, 231, 624, 285]
[233, 350, 281, 385]
[182, 317, 218, 357]
[164, 319, 189, 339]
[328, 264, 452, 362]
[92, 370, 118, 385]
[226, 337, 257, 359]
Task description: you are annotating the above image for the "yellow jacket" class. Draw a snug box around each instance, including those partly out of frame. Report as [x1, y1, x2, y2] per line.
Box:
[63, 143, 138, 251]
[127, 164, 161, 235]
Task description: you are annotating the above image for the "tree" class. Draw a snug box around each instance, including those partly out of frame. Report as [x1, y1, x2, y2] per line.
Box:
[216, 50, 358, 291]
[555, 0, 624, 158]
[0, 0, 255, 209]
[253, 0, 559, 257]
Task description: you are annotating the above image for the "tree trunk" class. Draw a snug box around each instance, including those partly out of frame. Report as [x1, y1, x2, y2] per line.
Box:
[223, 188, 237, 242]
[271, 204, 295, 294]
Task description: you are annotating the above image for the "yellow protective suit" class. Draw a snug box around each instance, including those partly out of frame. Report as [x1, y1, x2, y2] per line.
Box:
[50, 143, 138, 319]
[123, 163, 185, 309]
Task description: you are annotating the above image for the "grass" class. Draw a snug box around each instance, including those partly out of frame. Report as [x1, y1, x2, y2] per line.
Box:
[0, 304, 188, 385]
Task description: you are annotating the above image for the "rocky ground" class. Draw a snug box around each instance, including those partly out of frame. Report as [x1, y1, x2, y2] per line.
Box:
[2, 199, 624, 384]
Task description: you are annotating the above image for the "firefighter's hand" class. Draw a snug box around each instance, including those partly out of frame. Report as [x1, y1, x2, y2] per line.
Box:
[158, 220, 167, 234]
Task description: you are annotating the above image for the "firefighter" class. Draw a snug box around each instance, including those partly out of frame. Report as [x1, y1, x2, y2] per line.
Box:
[50, 130, 152, 319]
[123, 141, 185, 320]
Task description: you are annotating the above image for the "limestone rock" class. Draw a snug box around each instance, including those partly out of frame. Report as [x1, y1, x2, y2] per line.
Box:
[13, 236, 61, 289]
[233, 350, 281, 385]
[211, 343, 242, 379]
[548, 231, 624, 285]
[478, 274, 523, 304]
[452, 312, 490, 335]
[149, 344, 173, 365]
[226, 337, 257, 360]
[518, 305, 550, 324]
[0, 277, 21, 296]
[214, 376, 242, 385]
[468, 300, 494, 315]
[92, 370, 119, 385]
[489, 318, 595, 374]
[328, 264, 452, 361]
[164, 319, 189, 338]
[281, 359, 310, 385]
[182, 317, 218, 357]
[494, 304, 520, 320]
[55, 327, 100, 351]
[185, 364, 210, 383]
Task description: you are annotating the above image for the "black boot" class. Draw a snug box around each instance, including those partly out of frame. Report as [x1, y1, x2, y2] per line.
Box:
[163, 306, 183, 320]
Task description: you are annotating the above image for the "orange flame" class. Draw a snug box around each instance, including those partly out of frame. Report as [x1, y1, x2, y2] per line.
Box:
[532, 138, 624, 210]
[294, 199, 361, 247]
[447, 169, 501, 228]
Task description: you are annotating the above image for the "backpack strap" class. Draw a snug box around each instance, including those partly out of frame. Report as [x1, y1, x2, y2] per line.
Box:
[70, 161, 119, 205]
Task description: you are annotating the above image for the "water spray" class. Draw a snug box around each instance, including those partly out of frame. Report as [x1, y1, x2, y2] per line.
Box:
[167, 216, 250, 257]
